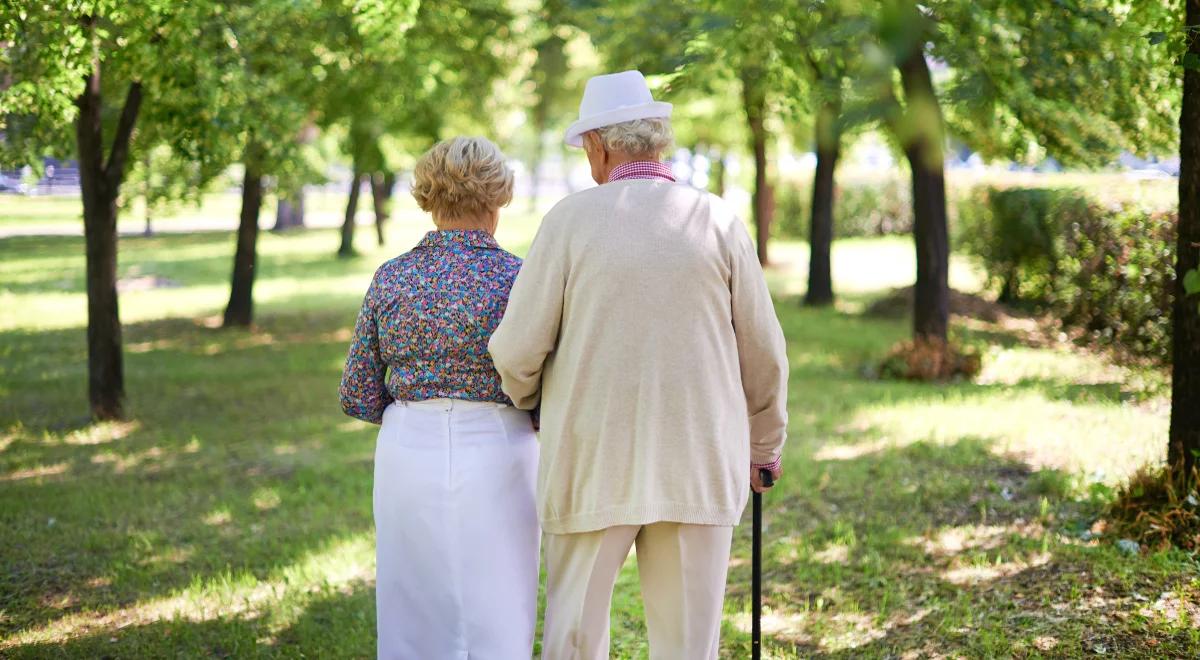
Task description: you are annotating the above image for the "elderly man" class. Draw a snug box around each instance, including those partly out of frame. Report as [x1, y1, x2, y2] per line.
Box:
[489, 70, 788, 659]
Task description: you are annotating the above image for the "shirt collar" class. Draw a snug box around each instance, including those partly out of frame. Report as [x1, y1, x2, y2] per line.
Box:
[608, 160, 676, 183]
[415, 229, 500, 251]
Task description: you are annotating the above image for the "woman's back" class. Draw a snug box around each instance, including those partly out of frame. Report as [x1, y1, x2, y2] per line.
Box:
[340, 229, 522, 423]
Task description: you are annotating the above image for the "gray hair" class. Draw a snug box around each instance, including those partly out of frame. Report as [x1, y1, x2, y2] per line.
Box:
[595, 118, 674, 156]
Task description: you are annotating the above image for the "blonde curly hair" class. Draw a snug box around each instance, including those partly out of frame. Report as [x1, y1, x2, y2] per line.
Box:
[411, 136, 514, 222]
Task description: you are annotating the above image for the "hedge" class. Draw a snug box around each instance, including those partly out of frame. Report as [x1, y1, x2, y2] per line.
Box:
[958, 186, 1176, 363]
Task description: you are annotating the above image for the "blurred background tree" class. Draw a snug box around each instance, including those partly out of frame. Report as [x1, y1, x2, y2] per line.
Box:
[213, 0, 360, 328]
[323, 0, 513, 258]
[0, 1, 236, 418]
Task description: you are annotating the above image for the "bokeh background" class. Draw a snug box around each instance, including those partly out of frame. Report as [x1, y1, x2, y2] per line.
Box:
[2, 1, 1199, 657]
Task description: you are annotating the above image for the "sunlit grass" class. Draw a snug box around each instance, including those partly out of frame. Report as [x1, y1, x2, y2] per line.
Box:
[0, 193, 1196, 658]
[767, 236, 985, 302]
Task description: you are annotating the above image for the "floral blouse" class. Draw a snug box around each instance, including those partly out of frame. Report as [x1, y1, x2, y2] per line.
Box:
[339, 230, 522, 423]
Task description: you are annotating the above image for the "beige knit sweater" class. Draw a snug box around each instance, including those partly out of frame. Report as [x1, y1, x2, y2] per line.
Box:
[488, 180, 789, 535]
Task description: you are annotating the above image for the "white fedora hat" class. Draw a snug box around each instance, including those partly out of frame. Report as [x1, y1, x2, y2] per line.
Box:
[563, 70, 673, 147]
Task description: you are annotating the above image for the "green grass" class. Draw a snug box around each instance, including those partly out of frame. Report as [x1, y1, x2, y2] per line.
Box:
[0, 196, 1196, 658]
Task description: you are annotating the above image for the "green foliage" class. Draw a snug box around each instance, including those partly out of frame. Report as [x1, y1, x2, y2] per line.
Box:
[0, 2, 222, 172]
[120, 144, 225, 217]
[1185, 269, 1200, 296]
[961, 186, 1178, 362]
[775, 173, 913, 239]
[0, 1, 339, 201]
[514, 1, 597, 171]
[956, 187, 1092, 303]
[321, 0, 514, 173]
[936, 0, 1180, 166]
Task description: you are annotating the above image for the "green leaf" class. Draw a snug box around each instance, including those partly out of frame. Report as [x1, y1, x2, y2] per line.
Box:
[1147, 31, 1167, 45]
[1185, 268, 1200, 296]
[1184, 53, 1200, 71]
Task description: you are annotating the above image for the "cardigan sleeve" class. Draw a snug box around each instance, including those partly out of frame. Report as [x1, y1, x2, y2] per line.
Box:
[488, 220, 566, 411]
[729, 222, 789, 466]
[339, 277, 393, 424]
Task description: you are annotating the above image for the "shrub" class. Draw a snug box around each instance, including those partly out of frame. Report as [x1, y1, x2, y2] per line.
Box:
[959, 186, 1176, 363]
[1054, 206, 1175, 360]
[1103, 464, 1200, 553]
[956, 187, 1091, 303]
[775, 174, 913, 240]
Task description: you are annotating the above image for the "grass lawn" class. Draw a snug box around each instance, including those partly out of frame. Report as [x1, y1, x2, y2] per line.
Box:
[0, 198, 1196, 658]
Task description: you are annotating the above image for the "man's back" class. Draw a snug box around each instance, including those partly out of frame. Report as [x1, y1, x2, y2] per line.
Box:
[490, 180, 788, 535]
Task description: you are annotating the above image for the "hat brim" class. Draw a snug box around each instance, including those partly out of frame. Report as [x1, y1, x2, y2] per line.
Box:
[563, 102, 673, 147]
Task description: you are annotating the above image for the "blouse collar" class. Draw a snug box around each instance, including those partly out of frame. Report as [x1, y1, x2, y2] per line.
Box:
[415, 229, 500, 251]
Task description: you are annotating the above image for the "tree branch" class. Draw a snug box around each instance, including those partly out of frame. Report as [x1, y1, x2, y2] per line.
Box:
[804, 50, 822, 80]
[104, 81, 143, 189]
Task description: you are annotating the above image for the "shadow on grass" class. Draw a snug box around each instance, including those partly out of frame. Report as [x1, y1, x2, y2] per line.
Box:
[0, 307, 381, 639]
[0, 230, 385, 296]
[4, 579, 377, 659]
[718, 433, 1191, 658]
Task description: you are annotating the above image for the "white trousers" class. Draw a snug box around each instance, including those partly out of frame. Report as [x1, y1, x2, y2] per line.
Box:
[374, 399, 540, 660]
[542, 523, 734, 660]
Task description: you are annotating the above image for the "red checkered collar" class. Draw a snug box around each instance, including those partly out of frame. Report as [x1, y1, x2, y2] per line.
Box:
[608, 160, 676, 183]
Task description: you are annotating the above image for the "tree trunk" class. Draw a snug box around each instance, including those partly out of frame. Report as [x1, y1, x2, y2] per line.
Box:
[998, 270, 1018, 304]
[742, 71, 773, 265]
[273, 190, 305, 231]
[75, 42, 141, 421]
[805, 101, 841, 307]
[339, 169, 363, 258]
[898, 47, 950, 341]
[223, 163, 264, 327]
[371, 171, 396, 247]
[1170, 0, 1200, 476]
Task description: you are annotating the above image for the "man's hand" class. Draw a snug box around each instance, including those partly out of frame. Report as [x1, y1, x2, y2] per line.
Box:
[751, 464, 781, 494]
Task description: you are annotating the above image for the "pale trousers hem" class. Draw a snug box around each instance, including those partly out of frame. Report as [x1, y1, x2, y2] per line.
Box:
[542, 522, 734, 660]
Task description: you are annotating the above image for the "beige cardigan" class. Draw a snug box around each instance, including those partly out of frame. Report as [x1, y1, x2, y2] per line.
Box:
[488, 181, 788, 534]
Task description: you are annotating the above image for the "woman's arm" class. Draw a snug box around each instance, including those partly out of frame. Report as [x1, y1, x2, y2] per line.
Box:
[340, 276, 393, 424]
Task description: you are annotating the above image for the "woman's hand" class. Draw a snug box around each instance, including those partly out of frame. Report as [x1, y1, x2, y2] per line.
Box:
[750, 465, 781, 494]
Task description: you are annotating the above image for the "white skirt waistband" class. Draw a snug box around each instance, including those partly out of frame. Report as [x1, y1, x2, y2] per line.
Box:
[400, 397, 508, 412]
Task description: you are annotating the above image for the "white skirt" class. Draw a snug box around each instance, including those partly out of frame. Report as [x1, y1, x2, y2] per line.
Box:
[374, 399, 540, 660]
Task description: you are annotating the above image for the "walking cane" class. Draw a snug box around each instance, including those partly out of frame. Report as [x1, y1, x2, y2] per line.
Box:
[752, 468, 774, 660]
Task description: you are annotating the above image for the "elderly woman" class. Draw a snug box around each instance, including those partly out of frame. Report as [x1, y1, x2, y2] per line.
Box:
[489, 71, 789, 659]
[339, 136, 538, 659]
